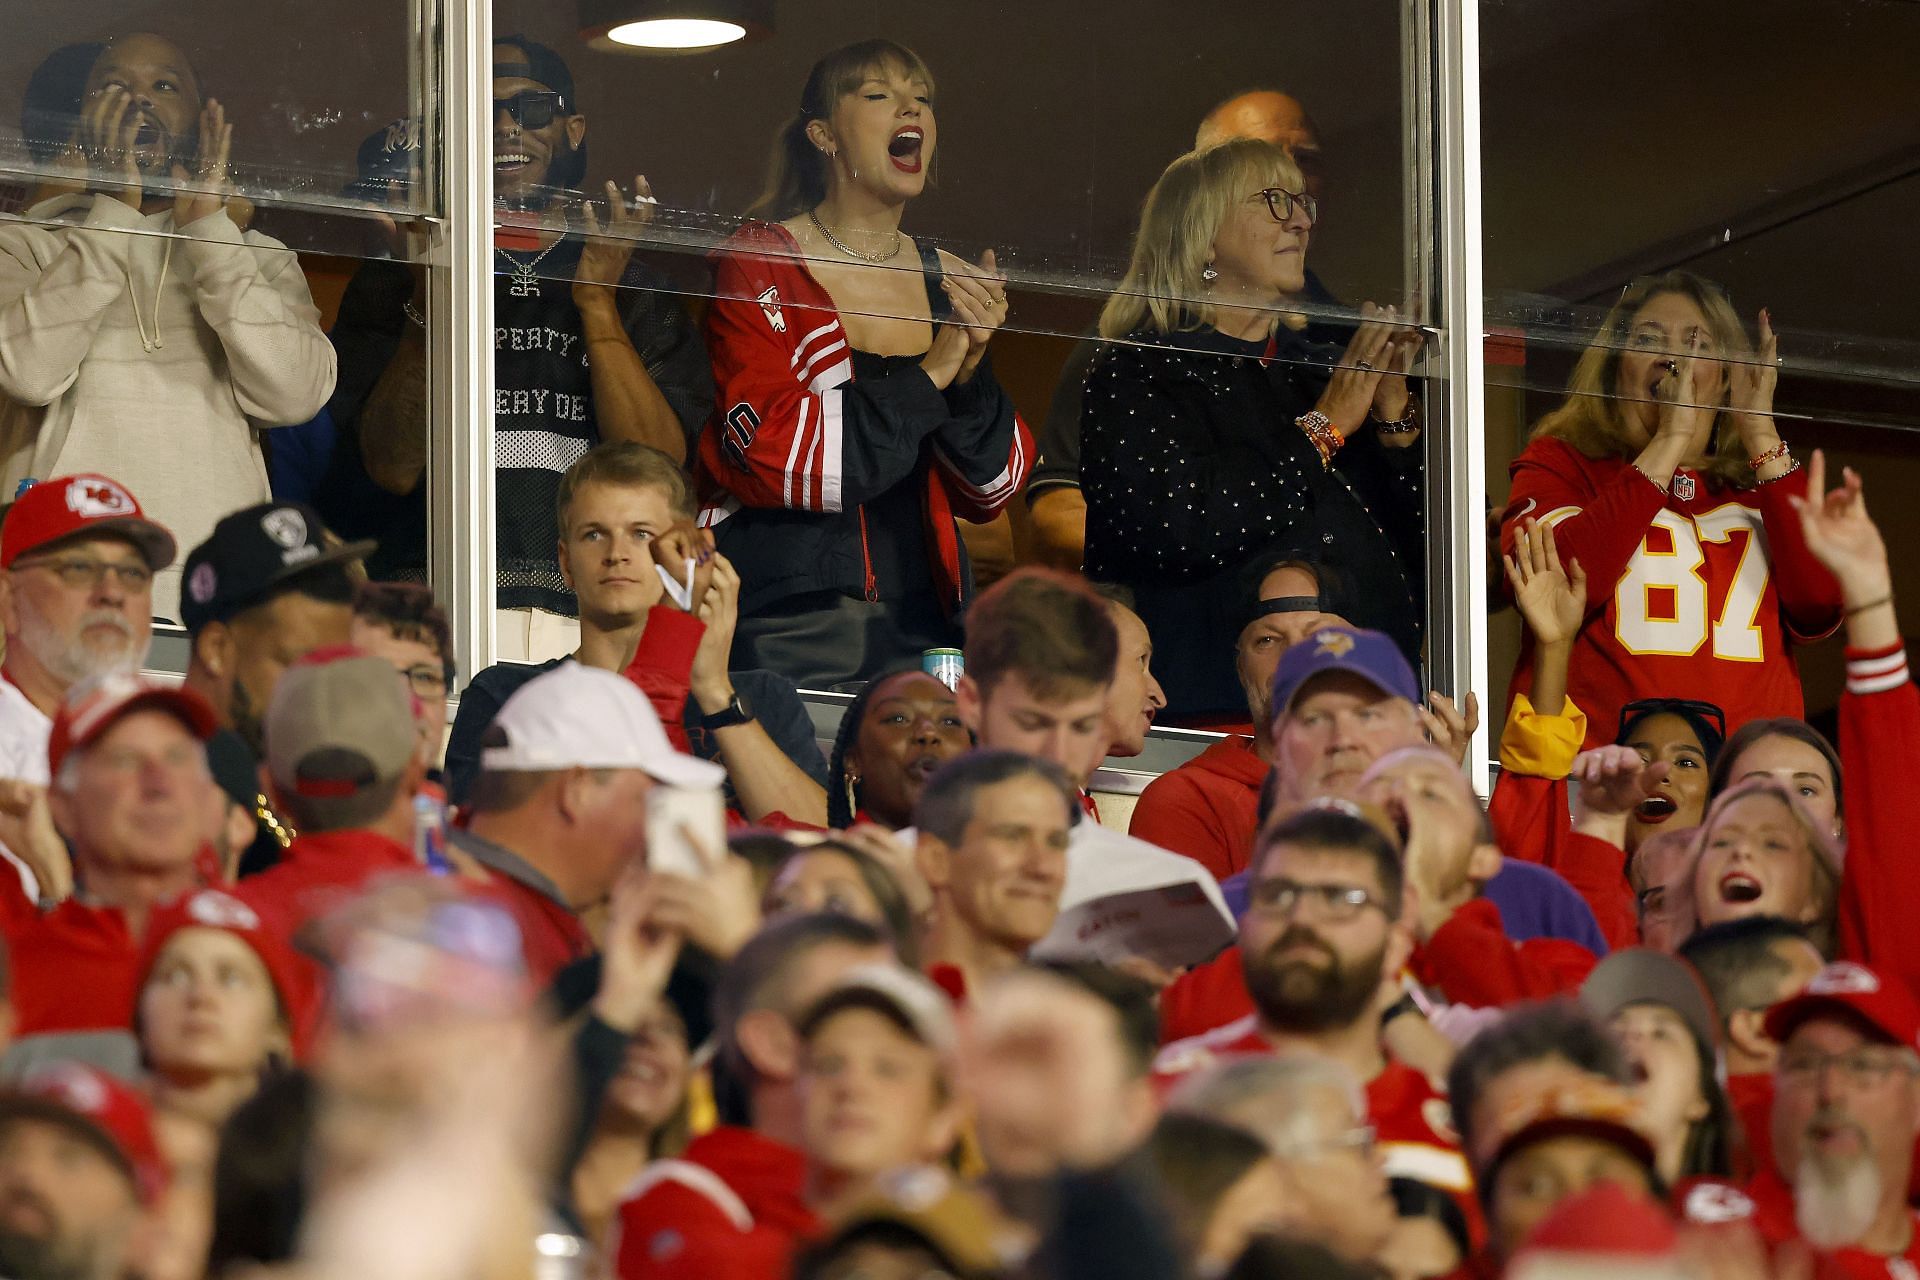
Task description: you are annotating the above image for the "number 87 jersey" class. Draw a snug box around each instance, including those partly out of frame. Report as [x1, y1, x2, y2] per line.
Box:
[1502, 436, 1844, 750]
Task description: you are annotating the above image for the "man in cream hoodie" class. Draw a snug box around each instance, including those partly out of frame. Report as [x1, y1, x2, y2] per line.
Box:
[0, 33, 335, 619]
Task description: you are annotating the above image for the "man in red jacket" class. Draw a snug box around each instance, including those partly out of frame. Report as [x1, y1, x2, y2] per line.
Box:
[450, 661, 725, 982]
[1679, 960, 1920, 1278]
[614, 913, 895, 1280]
[233, 648, 429, 939]
[8, 676, 218, 1054]
[1153, 803, 1473, 1209]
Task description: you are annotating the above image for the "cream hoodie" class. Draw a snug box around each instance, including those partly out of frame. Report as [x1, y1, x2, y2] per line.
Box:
[0, 192, 335, 618]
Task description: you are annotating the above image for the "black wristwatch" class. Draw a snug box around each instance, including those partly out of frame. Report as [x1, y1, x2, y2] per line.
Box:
[698, 691, 755, 731]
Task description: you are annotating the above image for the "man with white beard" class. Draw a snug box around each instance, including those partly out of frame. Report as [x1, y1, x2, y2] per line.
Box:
[0, 474, 172, 901]
[1683, 960, 1920, 1274]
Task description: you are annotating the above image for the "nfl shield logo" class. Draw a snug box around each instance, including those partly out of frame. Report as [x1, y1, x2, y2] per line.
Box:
[1672, 473, 1696, 502]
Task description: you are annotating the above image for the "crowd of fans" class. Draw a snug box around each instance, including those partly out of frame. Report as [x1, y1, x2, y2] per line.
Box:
[0, 25, 1909, 1280]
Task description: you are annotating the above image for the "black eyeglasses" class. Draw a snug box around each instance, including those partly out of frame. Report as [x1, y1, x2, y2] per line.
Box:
[1253, 187, 1318, 226]
[495, 90, 567, 131]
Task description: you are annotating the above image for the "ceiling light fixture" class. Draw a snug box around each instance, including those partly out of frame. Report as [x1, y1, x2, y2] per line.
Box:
[579, 0, 772, 53]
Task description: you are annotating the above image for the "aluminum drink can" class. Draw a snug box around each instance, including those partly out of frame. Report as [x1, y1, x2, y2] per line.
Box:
[922, 647, 964, 691]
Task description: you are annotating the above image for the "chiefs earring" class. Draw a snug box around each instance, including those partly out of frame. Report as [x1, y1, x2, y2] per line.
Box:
[1202, 265, 1219, 283]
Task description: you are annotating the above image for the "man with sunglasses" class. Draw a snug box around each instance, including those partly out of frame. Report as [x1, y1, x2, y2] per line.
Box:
[0, 474, 174, 906]
[329, 36, 712, 664]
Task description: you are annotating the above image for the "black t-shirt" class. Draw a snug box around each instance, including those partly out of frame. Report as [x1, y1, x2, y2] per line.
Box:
[320, 247, 715, 613]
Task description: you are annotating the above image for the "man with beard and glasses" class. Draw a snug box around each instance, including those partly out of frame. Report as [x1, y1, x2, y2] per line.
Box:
[0, 1063, 167, 1280]
[178, 502, 370, 875]
[0, 34, 334, 621]
[1152, 803, 1475, 1224]
[331, 36, 711, 662]
[1679, 961, 1920, 1275]
[0, 474, 173, 907]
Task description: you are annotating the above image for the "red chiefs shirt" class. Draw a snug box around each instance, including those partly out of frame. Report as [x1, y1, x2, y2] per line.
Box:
[1503, 438, 1841, 746]
[5, 898, 143, 1035]
[612, 1126, 820, 1280]
[233, 828, 422, 941]
[1152, 1014, 1476, 1206]
[1679, 1170, 1920, 1280]
[448, 829, 593, 985]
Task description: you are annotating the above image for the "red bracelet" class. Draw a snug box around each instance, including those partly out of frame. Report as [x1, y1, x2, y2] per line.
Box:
[1297, 411, 1342, 469]
[1749, 441, 1791, 471]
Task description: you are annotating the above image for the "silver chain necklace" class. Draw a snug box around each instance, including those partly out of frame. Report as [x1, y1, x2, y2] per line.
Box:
[495, 241, 563, 298]
[808, 208, 902, 263]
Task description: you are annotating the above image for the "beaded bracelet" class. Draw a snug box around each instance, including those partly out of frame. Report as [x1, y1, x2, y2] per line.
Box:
[1749, 440, 1791, 471]
[1297, 411, 1341, 469]
[1371, 397, 1421, 436]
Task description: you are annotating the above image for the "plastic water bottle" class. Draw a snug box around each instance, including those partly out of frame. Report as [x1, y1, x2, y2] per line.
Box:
[413, 786, 452, 875]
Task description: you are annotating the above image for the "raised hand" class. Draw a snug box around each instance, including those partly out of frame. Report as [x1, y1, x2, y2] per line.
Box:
[1503, 518, 1588, 647]
[0, 781, 70, 903]
[1419, 690, 1481, 766]
[172, 99, 232, 227]
[1313, 302, 1399, 435]
[649, 521, 716, 615]
[77, 85, 144, 208]
[1369, 304, 1426, 430]
[573, 175, 656, 298]
[1572, 745, 1667, 818]
[1788, 448, 1889, 605]
[592, 860, 685, 1033]
[1652, 354, 1716, 455]
[689, 551, 741, 709]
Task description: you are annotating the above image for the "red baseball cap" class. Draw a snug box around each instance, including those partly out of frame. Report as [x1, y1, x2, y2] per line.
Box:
[48, 675, 219, 780]
[1511, 1181, 1678, 1268]
[1, 474, 175, 572]
[0, 1062, 167, 1204]
[1764, 960, 1920, 1050]
[137, 890, 319, 1061]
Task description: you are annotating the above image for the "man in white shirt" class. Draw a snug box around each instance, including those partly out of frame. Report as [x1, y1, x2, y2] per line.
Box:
[0, 473, 173, 899]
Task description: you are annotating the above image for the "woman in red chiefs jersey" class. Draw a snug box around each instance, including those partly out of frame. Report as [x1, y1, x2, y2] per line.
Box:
[695, 39, 1032, 687]
[1501, 271, 1841, 746]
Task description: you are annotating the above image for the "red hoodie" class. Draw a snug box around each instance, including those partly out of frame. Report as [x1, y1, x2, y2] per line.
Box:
[1128, 736, 1266, 883]
[612, 1127, 821, 1280]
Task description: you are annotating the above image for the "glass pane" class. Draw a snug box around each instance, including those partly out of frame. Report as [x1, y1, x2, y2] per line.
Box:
[1480, 0, 1920, 728]
[477, 1, 1440, 718]
[0, 13, 439, 633]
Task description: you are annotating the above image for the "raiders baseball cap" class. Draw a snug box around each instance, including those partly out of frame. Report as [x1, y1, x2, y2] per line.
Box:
[179, 502, 374, 635]
[1, 474, 175, 571]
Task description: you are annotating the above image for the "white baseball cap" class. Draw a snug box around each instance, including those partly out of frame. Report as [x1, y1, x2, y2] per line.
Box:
[479, 663, 726, 788]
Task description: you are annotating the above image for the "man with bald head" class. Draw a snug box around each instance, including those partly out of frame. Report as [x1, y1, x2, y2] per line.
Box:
[0, 34, 334, 620]
[1194, 89, 1325, 198]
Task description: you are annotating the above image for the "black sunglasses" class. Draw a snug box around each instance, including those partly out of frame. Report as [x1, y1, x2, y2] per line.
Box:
[1617, 697, 1728, 744]
[495, 90, 568, 131]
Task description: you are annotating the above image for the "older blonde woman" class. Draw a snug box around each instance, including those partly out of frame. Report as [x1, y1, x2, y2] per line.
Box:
[1501, 271, 1841, 745]
[1079, 138, 1424, 720]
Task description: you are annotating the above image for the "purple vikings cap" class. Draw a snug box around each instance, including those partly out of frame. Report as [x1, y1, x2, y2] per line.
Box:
[1268, 625, 1422, 721]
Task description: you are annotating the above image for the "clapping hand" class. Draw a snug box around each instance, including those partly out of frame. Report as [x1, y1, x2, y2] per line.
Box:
[1503, 518, 1588, 648]
[573, 176, 655, 302]
[1729, 309, 1780, 427]
[939, 248, 1009, 384]
[171, 99, 232, 227]
[1314, 302, 1403, 435]
[77, 84, 144, 208]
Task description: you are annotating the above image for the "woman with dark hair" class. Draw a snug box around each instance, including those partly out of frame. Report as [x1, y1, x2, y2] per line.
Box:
[1581, 949, 1735, 1186]
[1501, 271, 1841, 746]
[1078, 138, 1425, 719]
[695, 39, 1033, 687]
[826, 668, 972, 829]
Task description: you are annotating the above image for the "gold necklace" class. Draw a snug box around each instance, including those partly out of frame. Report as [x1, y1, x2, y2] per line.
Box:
[807, 208, 902, 263]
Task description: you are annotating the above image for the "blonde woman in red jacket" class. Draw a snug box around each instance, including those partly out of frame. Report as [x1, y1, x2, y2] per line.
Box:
[694, 39, 1031, 687]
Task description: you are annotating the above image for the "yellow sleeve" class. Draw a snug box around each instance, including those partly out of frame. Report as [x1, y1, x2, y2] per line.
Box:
[1498, 692, 1589, 779]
